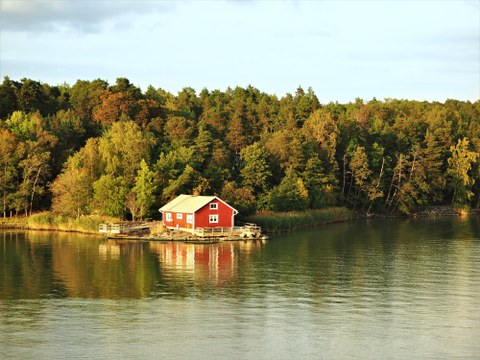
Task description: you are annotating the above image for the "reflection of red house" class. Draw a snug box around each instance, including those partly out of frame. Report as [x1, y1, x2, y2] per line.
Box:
[159, 194, 238, 231]
[149, 242, 236, 283]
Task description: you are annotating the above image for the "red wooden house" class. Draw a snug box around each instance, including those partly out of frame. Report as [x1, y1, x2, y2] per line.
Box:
[159, 194, 238, 232]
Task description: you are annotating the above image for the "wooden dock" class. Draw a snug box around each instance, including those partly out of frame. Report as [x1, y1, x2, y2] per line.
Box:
[99, 222, 150, 235]
[193, 224, 262, 238]
[100, 222, 266, 242]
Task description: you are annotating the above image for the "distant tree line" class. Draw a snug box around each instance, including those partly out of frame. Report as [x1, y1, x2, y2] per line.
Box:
[0, 77, 479, 219]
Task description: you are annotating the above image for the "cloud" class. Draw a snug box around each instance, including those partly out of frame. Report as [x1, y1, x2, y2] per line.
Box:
[0, 0, 175, 33]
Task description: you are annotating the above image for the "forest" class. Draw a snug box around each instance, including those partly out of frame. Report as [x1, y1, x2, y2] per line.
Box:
[0, 76, 479, 220]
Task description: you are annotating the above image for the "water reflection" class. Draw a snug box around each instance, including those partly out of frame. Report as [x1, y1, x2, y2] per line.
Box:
[149, 242, 237, 282]
[0, 231, 269, 299]
[98, 243, 120, 260]
[0, 217, 479, 359]
[0, 217, 479, 302]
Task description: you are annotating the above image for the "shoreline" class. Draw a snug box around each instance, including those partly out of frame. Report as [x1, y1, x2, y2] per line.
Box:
[241, 207, 355, 233]
[1, 206, 476, 240]
[0, 213, 118, 236]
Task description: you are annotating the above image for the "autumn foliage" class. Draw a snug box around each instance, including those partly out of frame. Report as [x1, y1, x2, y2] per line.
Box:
[0, 76, 479, 219]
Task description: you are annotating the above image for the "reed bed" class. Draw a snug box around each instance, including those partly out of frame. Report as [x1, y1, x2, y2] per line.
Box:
[25, 212, 120, 234]
[243, 207, 354, 233]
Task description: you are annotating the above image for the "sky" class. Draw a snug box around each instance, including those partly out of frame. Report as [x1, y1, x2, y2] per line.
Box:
[0, 0, 479, 103]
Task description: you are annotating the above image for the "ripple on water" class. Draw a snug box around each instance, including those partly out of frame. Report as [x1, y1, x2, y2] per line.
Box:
[1, 218, 480, 359]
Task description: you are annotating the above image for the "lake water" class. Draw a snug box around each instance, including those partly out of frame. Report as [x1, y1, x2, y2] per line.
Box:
[1, 217, 479, 359]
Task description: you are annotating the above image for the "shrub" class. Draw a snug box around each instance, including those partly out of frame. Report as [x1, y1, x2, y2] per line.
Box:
[244, 207, 353, 233]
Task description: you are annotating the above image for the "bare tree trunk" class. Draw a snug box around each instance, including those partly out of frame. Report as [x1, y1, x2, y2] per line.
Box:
[30, 168, 41, 217]
[3, 165, 6, 218]
[367, 157, 385, 213]
[451, 188, 457, 207]
[387, 155, 404, 213]
[385, 173, 395, 208]
[391, 163, 404, 214]
[346, 169, 354, 205]
[386, 156, 402, 209]
[342, 154, 347, 197]
[408, 154, 416, 181]
[377, 157, 385, 188]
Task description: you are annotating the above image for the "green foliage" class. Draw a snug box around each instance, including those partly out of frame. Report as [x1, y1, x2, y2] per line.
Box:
[346, 145, 383, 210]
[69, 79, 107, 123]
[16, 79, 50, 115]
[161, 165, 207, 201]
[26, 211, 119, 233]
[0, 77, 19, 119]
[131, 159, 156, 219]
[1, 77, 479, 219]
[0, 129, 20, 214]
[98, 120, 153, 183]
[244, 207, 353, 232]
[240, 142, 271, 193]
[447, 138, 479, 206]
[164, 115, 196, 148]
[93, 175, 128, 217]
[51, 162, 91, 218]
[6, 111, 42, 140]
[50, 138, 102, 218]
[220, 181, 256, 215]
[269, 167, 309, 211]
[302, 157, 336, 208]
[155, 146, 200, 189]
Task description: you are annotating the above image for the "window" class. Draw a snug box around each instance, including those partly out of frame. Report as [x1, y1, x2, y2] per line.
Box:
[210, 202, 218, 210]
[165, 212, 172, 221]
[209, 214, 218, 223]
[186, 214, 193, 224]
[176, 213, 183, 219]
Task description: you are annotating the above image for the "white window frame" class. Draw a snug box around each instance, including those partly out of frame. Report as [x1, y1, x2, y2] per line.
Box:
[176, 213, 183, 219]
[210, 203, 218, 210]
[209, 214, 219, 224]
[186, 214, 193, 224]
[165, 212, 172, 221]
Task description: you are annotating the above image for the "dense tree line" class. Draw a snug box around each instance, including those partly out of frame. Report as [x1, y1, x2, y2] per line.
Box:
[0, 76, 479, 219]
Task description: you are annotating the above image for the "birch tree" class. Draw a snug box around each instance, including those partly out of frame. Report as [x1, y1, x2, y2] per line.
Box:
[131, 159, 156, 220]
[447, 138, 479, 207]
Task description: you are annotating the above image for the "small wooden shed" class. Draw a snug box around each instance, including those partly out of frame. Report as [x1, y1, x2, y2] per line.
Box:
[159, 194, 238, 232]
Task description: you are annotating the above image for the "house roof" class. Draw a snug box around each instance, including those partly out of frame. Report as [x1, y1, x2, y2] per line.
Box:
[159, 194, 238, 214]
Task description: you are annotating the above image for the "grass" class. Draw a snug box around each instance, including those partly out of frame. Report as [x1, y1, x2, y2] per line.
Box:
[1, 207, 354, 235]
[242, 207, 354, 233]
[18, 212, 121, 234]
[0, 216, 30, 230]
